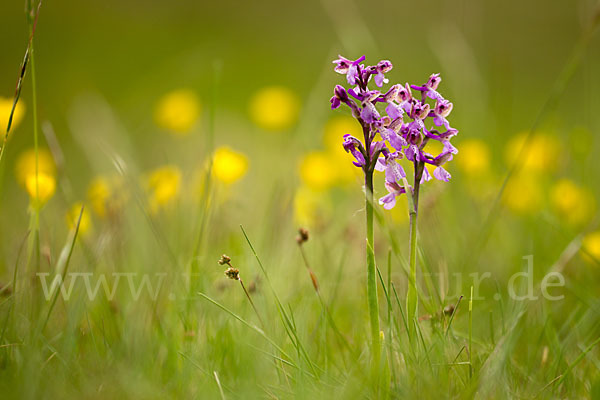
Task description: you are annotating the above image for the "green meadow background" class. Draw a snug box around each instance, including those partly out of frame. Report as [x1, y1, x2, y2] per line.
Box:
[0, 0, 599, 398]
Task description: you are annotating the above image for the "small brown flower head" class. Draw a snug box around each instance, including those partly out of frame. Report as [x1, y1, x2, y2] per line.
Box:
[218, 254, 231, 265]
[296, 227, 309, 245]
[224, 267, 240, 280]
[443, 304, 455, 316]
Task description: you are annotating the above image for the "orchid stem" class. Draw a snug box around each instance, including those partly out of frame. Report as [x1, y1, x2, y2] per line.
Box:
[406, 161, 423, 341]
[365, 169, 380, 368]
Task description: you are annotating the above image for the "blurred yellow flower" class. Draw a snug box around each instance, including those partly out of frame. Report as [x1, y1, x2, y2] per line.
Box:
[323, 116, 363, 184]
[154, 89, 200, 135]
[249, 86, 300, 131]
[25, 172, 56, 207]
[212, 146, 249, 185]
[87, 177, 111, 217]
[323, 116, 362, 156]
[457, 139, 491, 175]
[550, 179, 595, 226]
[505, 133, 560, 173]
[388, 194, 408, 224]
[87, 175, 128, 218]
[299, 151, 337, 191]
[15, 148, 56, 187]
[0, 97, 25, 133]
[294, 185, 329, 227]
[145, 165, 181, 213]
[502, 174, 543, 214]
[582, 231, 600, 264]
[65, 202, 92, 235]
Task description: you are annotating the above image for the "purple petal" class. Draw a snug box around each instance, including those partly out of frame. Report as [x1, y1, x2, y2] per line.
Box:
[385, 130, 406, 151]
[360, 102, 380, 123]
[425, 90, 444, 101]
[330, 96, 340, 110]
[420, 167, 432, 184]
[379, 193, 397, 210]
[374, 72, 384, 87]
[443, 140, 458, 154]
[385, 162, 405, 183]
[386, 103, 403, 120]
[352, 55, 366, 65]
[433, 167, 451, 182]
[405, 144, 420, 161]
[351, 148, 365, 167]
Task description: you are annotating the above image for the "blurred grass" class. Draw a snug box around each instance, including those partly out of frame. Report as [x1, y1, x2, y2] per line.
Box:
[0, 0, 600, 398]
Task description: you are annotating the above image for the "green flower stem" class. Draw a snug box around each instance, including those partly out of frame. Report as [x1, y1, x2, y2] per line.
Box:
[403, 161, 423, 340]
[365, 169, 380, 367]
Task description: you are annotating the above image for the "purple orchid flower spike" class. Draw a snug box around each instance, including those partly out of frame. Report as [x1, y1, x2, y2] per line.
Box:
[330, 56, 459, 216]
[329, 55, 458, 364]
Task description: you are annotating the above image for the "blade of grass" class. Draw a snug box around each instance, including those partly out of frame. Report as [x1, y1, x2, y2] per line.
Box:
[41, 205, 84, 331]
[213, 371, 226, 400]
[554, 336, 600, 387]
[468, 286, 473, 379]
[198, 292, 296, 367]
[0, 230, 29, 345]
[445, 295, 463, 338]
[240, 225, 319, 377]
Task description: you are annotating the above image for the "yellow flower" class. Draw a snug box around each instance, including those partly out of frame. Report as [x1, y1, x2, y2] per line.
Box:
[323, 116, 362, 184]
[293, 185, 330, 227]
[0, 97, 25, 133]
[25, 172, 56, 207]
[212, 146, 249, 185]
[323, 116, 362, 157]
[550, 179, 595, 226]
[504, 133, 560, 173]
[15, 148, 55, 187]
[145, 165, 182, 213]
[582, 231, 600, 264]
[154, 89, 200, 134]
[456, 139, 491, 175]
[387, 195, 409, 224]
[87, 175, 128, 218]
[299, 151, 337, 191]
[87, 177, 111, 217]
[249, 86, 300, 131]
[65, 202, 92, 235]
[502, 173, 543, 214]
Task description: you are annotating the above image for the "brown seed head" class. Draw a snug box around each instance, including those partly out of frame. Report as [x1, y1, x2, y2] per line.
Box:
[224, 267, 240, 280]
[218, 254, 231, 265]
[296, 227, 309, 244]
